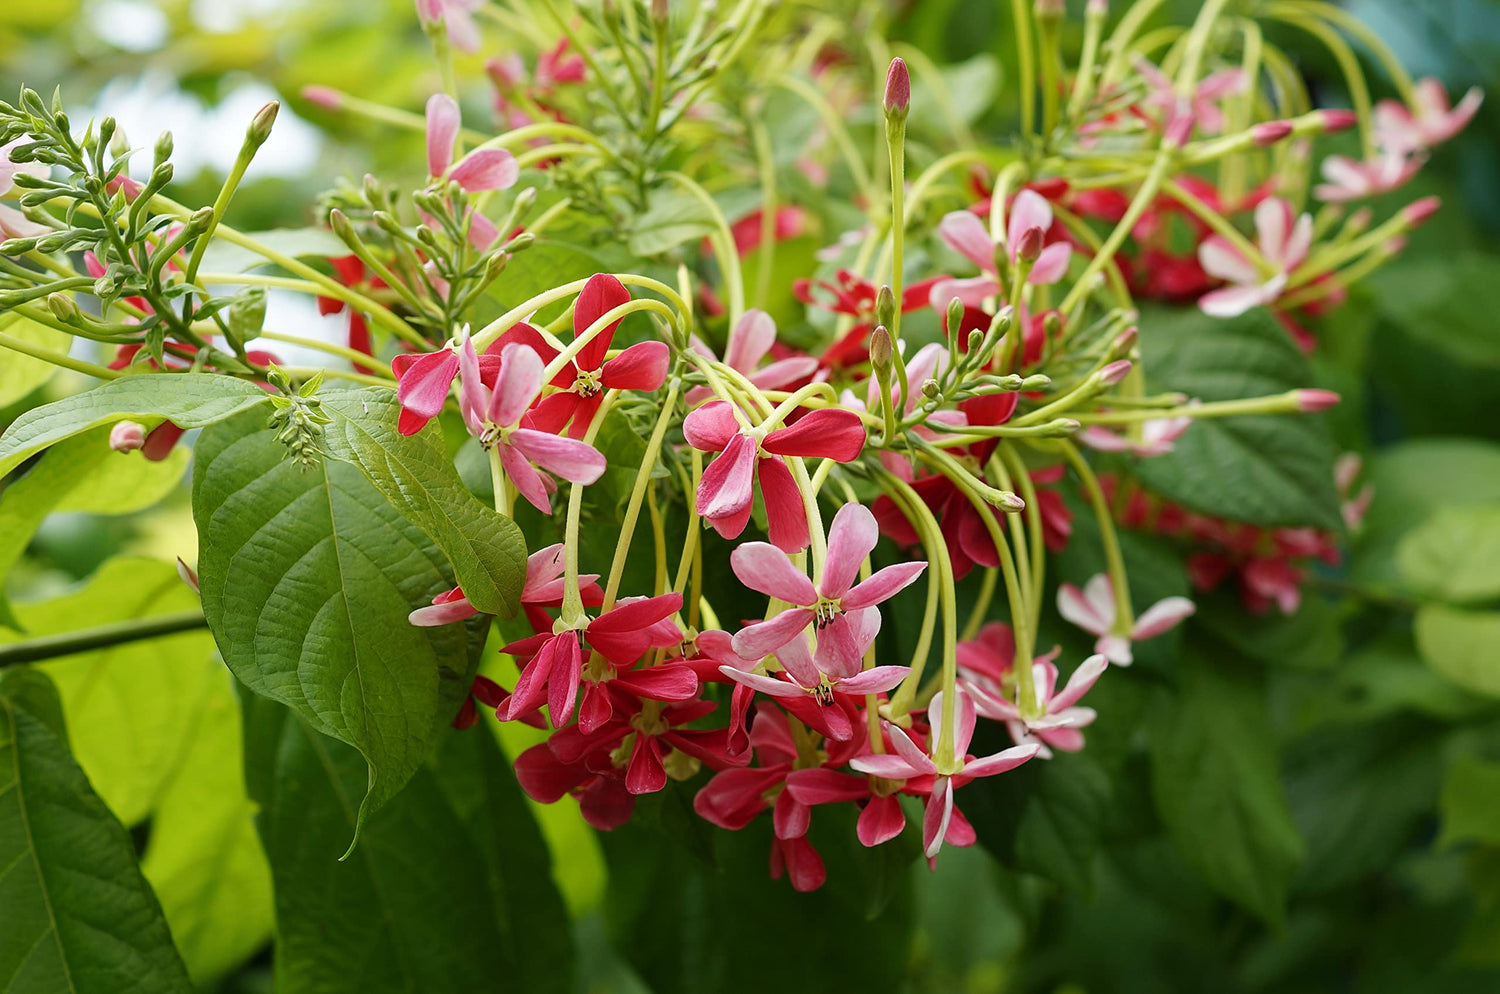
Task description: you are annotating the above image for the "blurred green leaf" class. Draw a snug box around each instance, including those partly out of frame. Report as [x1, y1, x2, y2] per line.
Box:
[0, 313, 69, 408]
[1440, 755, 1500, 847]
[1415, 604, 1500, 697]
[0, 667, 193, 994]
[1397, 503, 1500, 603]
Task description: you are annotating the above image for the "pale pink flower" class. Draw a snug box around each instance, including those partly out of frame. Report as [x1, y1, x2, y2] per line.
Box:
[1374, 78, 1483, 153]
[851, 690, 1039, 859]
[408, 543, 603, 626]
[1197, 197, 1313, 317]
[1078, 409, 1194, 457]
[426, 95, 519, 192]
[1137, 58, 1246, 143]
[966, 653, 1109, 758]
[415, 0, 484, 52]
[931, 190, 1072, 308]
[729, 502, 926, 680]
[1056, 573, 1195, 666]
[687, 309, 817, 405]
[457, 337, 606, 513]
[1313, 152, 1424, 202]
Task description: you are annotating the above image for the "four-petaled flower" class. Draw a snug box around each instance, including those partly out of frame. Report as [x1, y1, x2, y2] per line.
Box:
[965, 651, 1109, 757]
[1374, 78, 1483, 154]
[1078, 409, 1194, 458]
[1197, 197, 1312, 317]
[1313, 152, 1424, 203]
[933, 189, 1073, 310]
[1056, 573, 1195, 665]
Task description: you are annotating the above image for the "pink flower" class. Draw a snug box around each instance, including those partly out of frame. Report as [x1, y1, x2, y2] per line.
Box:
[1313, 152, 1424, 202]
[851, 690, 1039, 859]
[515, 274, 669, 439]
[1056, 573, 1195, 665]
[1197, 197, 1312, 318]
[415, 0, 484, 52]
[457, 337, 607, 513]
[931, 190, 1072, 309]
[1137, 58, 1246, 143]
[966, 653, 1108, 758]
[426, 94, 517, 191]
[727, 502, 926, 681]
[1374, 78, 1483, 153]
[1078, 410, 1194, 457]
[687, 309, 818, 405]
[684, 400, 866, 552]
[407, 542, 604, 627]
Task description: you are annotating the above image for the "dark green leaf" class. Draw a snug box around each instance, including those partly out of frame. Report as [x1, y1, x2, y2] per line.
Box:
[1134, 305, 1342, 530]
[1439, 755, 1500, 847]
[0, 668, 193, 994]
[193, 409, 478, 845]
[321, 389, 527, 617]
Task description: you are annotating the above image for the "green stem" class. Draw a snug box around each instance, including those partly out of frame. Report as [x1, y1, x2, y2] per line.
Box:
[0, 611, 206, 668]
[0, 328, 122, 379]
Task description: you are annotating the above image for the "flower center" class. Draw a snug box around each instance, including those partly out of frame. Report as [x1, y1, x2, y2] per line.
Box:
[575, 368, 602, 397]
[813, 597, 842, 629]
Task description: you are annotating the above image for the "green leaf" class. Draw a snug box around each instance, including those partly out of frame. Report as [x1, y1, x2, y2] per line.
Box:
[0, 313, 70, 407]
[1397, 504, 1500, 603]
[1148, 659, 1304, 925]
[0, 667, 193, 994]
[1415, 605, 1500, 698]
[1373, 251, 1500, 370]
[0, 373, 268, 478]
[320, 389, 527, 618]
[192, 409, 479, 846]
[1195, 592, 1345, 670]
[0, 429, 189, 630]
[1134, 306, 1342, 531]
[628, 187, 718, 257]
[1439, 756, 1500, 848]
[241, 697, 570, 993]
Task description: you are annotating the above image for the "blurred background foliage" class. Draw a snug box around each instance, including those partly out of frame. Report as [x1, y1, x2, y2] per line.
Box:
[5, 1, 1500, 992]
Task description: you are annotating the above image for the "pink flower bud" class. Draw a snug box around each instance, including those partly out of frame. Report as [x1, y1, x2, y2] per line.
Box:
[884, 58, 910, 120]
[414, 0, 443, 24]
[1015, 225, 1045, 264]
[1251, 121, 1294, 146]
[176, 557, 200, 594]
[109, 421, 147, 453]
[1296, 389, 1341, 412]
[1402, 195, 1441, 228]
[1098, 360, 1132, 386]
[1086, 0, 1108, 13]
[1035, 0, 1064, 16]
[301, 85, 344, 111]
[1318, 109, 1358, 133]
[1110, 326, 1138, 358]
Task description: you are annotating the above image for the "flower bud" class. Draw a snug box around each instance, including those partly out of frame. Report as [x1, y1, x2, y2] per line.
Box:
[869, 325, 894, 375]
[1346, 207, 1373, 236]
[109, 421, 147, 453]
[1402, 196, 1441, 228]
[176, 557, 200, 594]
[153, 130, 174, 168]
[246, 101, 279, 150]
[187, 205, 216, 234]
[485, 251, 511, 281]
[921, 378, 941, 399]
[946, 296, 966, 334]
[1086, 0, 1108, 14]
[502, 231, 535, 253]
[1296, 389, 1341, 412]
[1250, 120, 1294, 146]
[1015, 225, 1045, 264]
[883, 58, 910, 122]
[302, 85, 345, 110]
[992, 490, 1027, 513]
[329, 207, 359, 247]
[1, 237, 38, 255]
[1020, 373, 1052, 391]
[1097, 359, 1132, 386]
[652, 0, 669, 26]
[1318, 109, 1358, 133]
[46, 292, 79, 323]
[966, 329, 984, 354]
[1035, 0, 1064, 18]
[108, 122, 129, 158]
[875, 284, 897, 330]
[1109, 326, 1138, 359]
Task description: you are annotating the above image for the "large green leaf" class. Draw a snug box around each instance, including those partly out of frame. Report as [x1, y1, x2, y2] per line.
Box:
[193, 409, 479, 845]
[0, 373, 268, 478]
[1414, 604, 1500, 698]
[241, 697, 571, 993]
[1373, 251, 1500, 371]
[1397, 503, 1500, 604]
[320, 389, 527, 618]
[0, 313, 70, 407]
[1439, 755, 1500, 848]
[0, 429, 189, 629]
[0, 668, 193, 994]
[1133, 306, 1342, 531]
[1148, 657, 1304, 925]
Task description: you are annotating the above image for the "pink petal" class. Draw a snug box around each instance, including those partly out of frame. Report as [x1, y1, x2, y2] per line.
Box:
[857, 795, 907, 847]
[697, 434, 758, 519]
[761, 408, 867, 461]
[682, 400, 740, 452]
[834, 665, 910, 695]
[444, 6, 482, 52]
[574, 273, 631, 371]
[963, 742, 1041, 778]
[614, 664, 700, 702]
[720, 666, 809, 698]
[758, 457, 811, 554]
[812, 613, 865, 680]
[774, 630, 821, 689]
[407, 595, 478, 626]
[821, 502, 880, 600]
[1007, 189, 1053, 249]
[591, 592, 682, 633]
[725, 309, 776, 371]
[1254, 197, 1293, 260]
[547, 633, 584, 725]
[395, 348, 459, 420]
[938, 210, 996, 273]
[731, 542, 817, 605]
[1096, 633, 1133, 666]
[748, 356, 820, 393]
[490, 343, 545, 427]
[785, 768, 869, 805]
[425, 94, 460, 178]
[731, 608, 815, 659]
[773, 790, 811, 840]
[450, 148, 519, 192]
[456, 331, 488, 436]
[922, 778, 955, 859]
[511, 428, 606, 484]
[626, 734, 667, 794]
[1027, 242, 1072, 285]
[600, 341, 669, 391]
[887, 722, 938, 774]
[841, 562, 927, 611]
[849, 753, 926, 779]
[1197, 236, 1258, 286]
[1056, 579, 1111, 637]
[1198, 283, 1273, 318]
[1044, 654, 1107, 713]
[499, 441, 552, 513]
[1132, 596, 1196, 639]
[927, 275, 1002, 311]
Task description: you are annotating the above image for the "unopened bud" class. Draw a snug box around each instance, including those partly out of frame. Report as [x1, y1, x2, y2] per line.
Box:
[153, 130, 174, 168]
[302, 85, 345, 110]
[513, 186, 538, 212]
[502, 231, 535, 253]
[1251, 120, 1294, 146]
[869, 325, 894, 374]
[966, 329, 984, 354]
[176, 557, 200, 594]
[46, 292, 79, 323]
[486, 252, 511, 280]
[1015, 225, 1045, 264]
[883, 58, 910, 122]
[246, 101, 279, 149]
[1035, 0, 1064, 18]
[1318, 109, 1358, 133]
[187, 205, 216, 234]
[109, 421, 147, 453]
[652, 0, 669, 25]
[921, 378, 940, 399]
[993, 490, 1027, 513]
[1020, 373, 1052, 391]
[1097, 359, 1132, 386]
[1086, 0, 1108, 14]
[1, 237, 38, 255]
[1402, 196, 1441, 228]
[875, 284, 897, 330]
[1346, 207, 1373, 236]
[946, 296, 965, 335]
[1109, 326, 1138, 359]
[1296, 388, 1341, 412]
[329, 207, 358, 246]
[108, 122, 129, 158]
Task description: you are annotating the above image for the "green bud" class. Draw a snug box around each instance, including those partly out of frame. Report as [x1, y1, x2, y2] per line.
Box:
[946, 296, 965, 336]
[1020, 373, 1052, 391]
[329, 208, 359, 248]
[153, 130, 174, 169]
[46, 291, 79, 323]
[502, 231, 535, 253]
[1, 237, 39, 255]
[109, 121, 129, 158]
[246, 100, 279, 149]
[875, 284, 897, 331]
[869, 325, 894, 375]
[921, 378, 940, 399]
